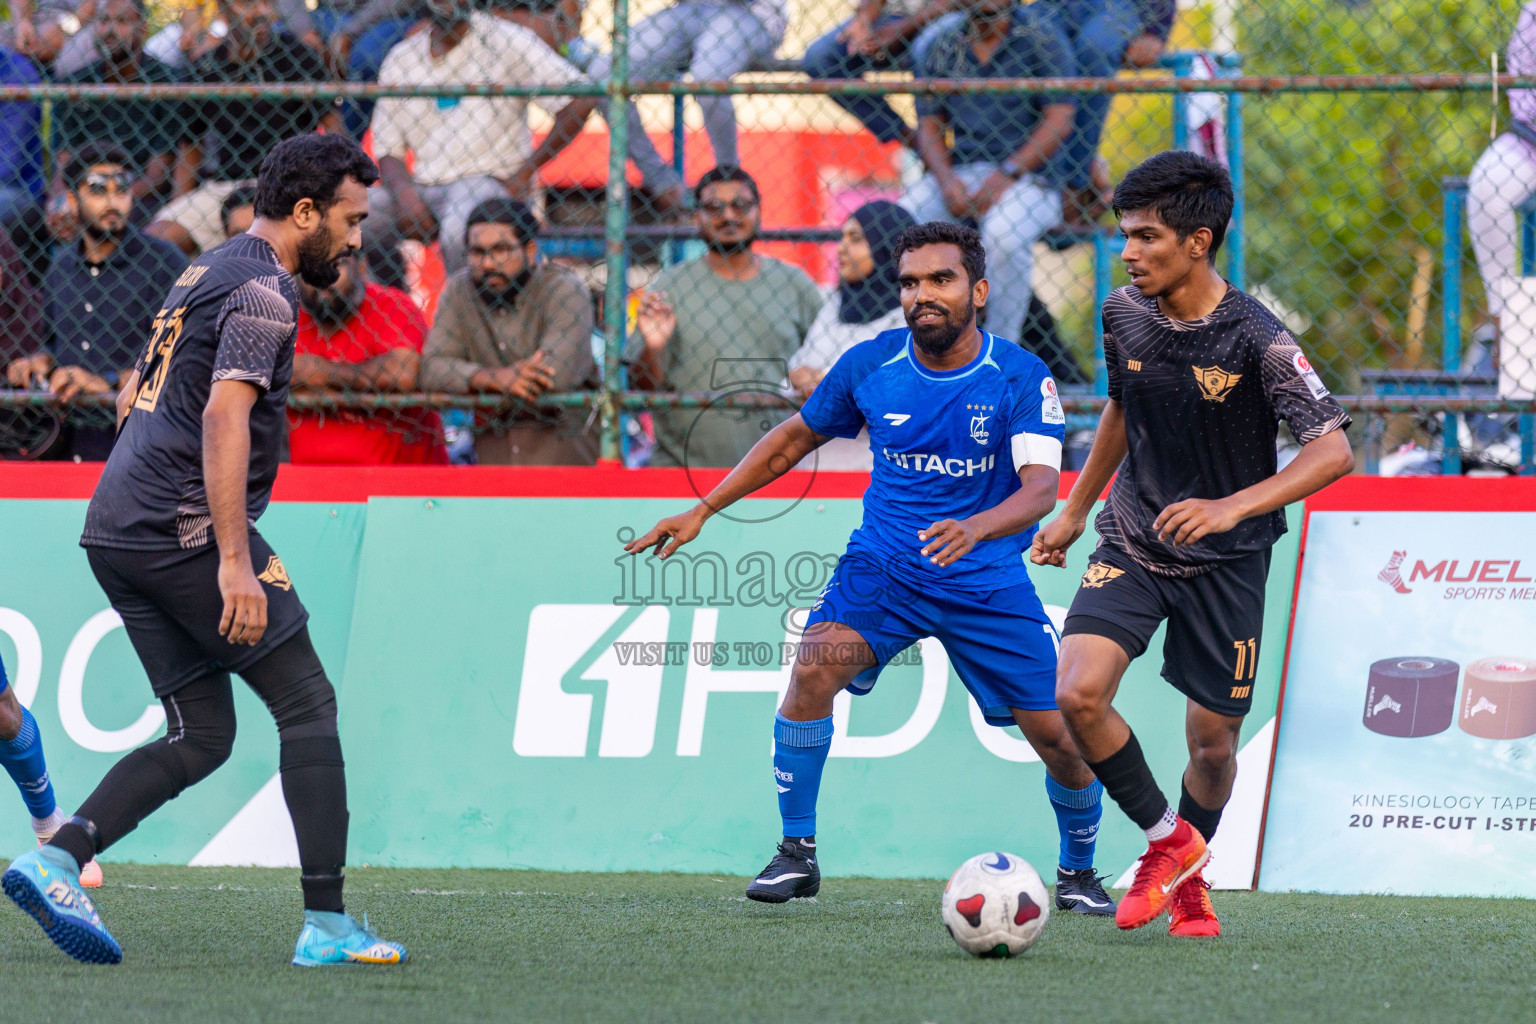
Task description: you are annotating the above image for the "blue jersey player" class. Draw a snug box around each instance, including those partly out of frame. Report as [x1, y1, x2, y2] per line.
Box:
[626, 223, 1114, 914]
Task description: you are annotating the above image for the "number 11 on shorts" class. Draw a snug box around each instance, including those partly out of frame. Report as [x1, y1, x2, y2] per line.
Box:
[1232, 637, 1257, 682]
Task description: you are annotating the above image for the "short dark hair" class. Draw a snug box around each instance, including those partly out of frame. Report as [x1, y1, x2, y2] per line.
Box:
[464, 197, 541, 245]
[1111, 150, 1234, 258]
[892, 221, 986, 286]
[63, 141, 131, 192]
[253, 133, 379, 221]
[693, 165, 760, 205]
[220, 186, 257, 232]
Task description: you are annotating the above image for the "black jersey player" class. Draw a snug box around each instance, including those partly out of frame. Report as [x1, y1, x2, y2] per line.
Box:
[3, 134, 405, 966]
[1031, 151, 1354, 939]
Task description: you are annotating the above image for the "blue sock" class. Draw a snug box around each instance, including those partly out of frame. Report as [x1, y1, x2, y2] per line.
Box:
[773, 713, 833, 838]
[0, 705, 56, 820]
[1045, 775, 1103, 872]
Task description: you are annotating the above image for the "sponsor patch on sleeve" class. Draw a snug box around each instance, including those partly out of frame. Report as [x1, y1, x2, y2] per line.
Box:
[1039, 377, 1066, 425]
[1292, 351, 1331, 400]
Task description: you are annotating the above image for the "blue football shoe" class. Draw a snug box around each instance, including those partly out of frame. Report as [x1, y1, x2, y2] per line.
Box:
[2, 846, 122, 964]
[292, 910, 406, 966]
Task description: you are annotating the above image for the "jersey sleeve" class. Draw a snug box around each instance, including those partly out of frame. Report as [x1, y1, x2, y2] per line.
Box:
[1007, 363, 1067, 473]
[798, 346, 867, 439]
[1260, 330, 1351, 443]
[1103, 312, 1123, 402]
[212, 276, 297, 393]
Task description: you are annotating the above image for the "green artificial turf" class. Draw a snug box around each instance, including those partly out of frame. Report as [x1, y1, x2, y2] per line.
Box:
[0, 864, 1528, 1023]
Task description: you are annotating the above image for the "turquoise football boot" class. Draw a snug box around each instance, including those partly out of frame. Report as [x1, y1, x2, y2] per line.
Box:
[2, 846, 121, 964]
[292, 910, 406, 966]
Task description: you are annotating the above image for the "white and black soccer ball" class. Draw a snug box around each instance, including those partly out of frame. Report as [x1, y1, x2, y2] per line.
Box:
[941, 851, 1050, 958]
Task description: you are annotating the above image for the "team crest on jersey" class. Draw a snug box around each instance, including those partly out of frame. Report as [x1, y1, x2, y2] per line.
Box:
[966, 404, 994, 446]
[258, 555, 293, 591]
[1192, 364, 1242, 402]
[1081, 564, 1125, 588]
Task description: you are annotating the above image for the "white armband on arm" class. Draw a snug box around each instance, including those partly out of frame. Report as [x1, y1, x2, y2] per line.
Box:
[1010, 432, 1063, 472]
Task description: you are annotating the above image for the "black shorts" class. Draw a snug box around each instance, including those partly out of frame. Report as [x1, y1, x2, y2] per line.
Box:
[85, 534, 310, 699]
[1060, 544, 1271, 717]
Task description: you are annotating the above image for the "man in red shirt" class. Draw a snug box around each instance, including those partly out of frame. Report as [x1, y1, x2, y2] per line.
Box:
[288, 251, 447, 464]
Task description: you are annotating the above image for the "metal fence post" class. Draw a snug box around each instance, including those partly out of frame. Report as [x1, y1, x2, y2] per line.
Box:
[1441, 177, 1466, 475]
[600, 0, 632, 465]
[1170, 53, 1192, 151]
[1093, 228, 1111, 396]
[1226, 87, 1245, 291]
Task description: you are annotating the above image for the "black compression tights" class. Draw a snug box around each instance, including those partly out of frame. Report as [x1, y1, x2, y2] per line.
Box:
[50, 627, 349, 912]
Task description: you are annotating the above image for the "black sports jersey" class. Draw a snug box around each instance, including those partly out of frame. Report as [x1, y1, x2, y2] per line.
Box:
[1095, 284, 1349, 578]
[82, 235, 299, 551]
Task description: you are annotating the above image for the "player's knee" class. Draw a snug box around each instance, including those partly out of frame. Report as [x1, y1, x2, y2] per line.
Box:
[1053, 676, 1104, 724]
[1187, 733, 1239, 779]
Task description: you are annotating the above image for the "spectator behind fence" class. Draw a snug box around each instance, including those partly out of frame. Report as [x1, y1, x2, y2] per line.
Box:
[787, 199, 915, 471]
[220, 186, 257, 239]
[587, 0, 787, 183]
[288, 251, 448, 464]
[54, 0, 186, 218]
[902, 0, 1074, 340]
[147, 0, 337, 256]
[421, 197, 598, 465]
[1042, 0, 1173, 223]
[0, 228, 43, 368]
[628, 166, 822, 468]
[0, 40, 44, 227]
[369, 0, 597, 273]
[1471, 1, 1536, 342]
[6, 143, 185, 460]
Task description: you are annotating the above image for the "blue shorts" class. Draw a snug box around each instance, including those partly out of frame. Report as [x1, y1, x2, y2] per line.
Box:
[803, 555, 1059, 726]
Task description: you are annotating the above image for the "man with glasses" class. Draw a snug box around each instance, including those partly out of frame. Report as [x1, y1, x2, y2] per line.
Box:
[627, 166, 822, 467]
[5, 141, 184, 461]
[420, 197, 598, 464]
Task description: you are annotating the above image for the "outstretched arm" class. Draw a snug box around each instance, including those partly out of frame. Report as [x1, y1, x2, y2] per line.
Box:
[920, 463, 1059, 568]
[1032, 399, 1126, 568]
[624, 414, 830, 558]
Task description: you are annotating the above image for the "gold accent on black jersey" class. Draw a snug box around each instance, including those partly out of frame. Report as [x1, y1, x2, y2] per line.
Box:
[1081, 564, 1126, 589]
[1192, 364, 1242, 402]
[257, 555, 293, 591]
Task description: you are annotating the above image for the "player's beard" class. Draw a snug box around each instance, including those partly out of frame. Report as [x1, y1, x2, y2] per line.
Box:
[907, 297, 974, 357]
[296, 222, 345, 288]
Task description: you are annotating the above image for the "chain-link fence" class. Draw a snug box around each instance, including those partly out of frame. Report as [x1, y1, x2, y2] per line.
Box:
[0, 0, 1532, 474]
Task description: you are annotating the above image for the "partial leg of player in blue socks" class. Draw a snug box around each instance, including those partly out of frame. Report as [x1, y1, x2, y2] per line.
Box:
[1046, 775, 1116, 915]
[746, 713, 832, 903]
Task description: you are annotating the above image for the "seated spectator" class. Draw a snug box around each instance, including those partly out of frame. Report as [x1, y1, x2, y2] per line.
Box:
[0, 228, 42, 369]
[421, 198, 598, 464]
[53, 0, 185, 218]
[7, 143, 185, 460]
[1043, 0, 1173, 223]
[148, 0, 337, 256]
[288, 251, 447, 464]
[8, 0, 97, 75]
[902, 0, 1074, 341]
[787, 199, 914, 471]
[628, 166, 822, 468]
[0, 40, 43, 227]
[587, 0, 786, 183]
[220, 186, 257, 239]
[369, 0, 597, 273]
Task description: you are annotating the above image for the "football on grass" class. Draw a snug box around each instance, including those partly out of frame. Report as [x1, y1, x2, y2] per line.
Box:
[941, 852, 1050, 957]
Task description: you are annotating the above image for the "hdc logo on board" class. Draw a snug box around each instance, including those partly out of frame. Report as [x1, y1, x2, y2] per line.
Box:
[1377, 550, 1536, 601]
[510, 604, 1059, 764]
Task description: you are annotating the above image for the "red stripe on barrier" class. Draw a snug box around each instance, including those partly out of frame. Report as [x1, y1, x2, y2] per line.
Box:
[1303, 475, 1536, 511]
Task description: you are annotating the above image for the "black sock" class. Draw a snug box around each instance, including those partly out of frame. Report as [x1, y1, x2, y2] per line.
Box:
[49, 819, 97, 870]
[785, 835, 815, 849]
[281, 736, 349, 914]
[1083, 731, 1170, 832]
[1179, 780, 1225, 842]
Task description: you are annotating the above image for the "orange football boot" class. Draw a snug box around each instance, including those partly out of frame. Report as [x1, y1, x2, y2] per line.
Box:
[1114, 818, 1208, 930]
[1168, 869, 1220, 937]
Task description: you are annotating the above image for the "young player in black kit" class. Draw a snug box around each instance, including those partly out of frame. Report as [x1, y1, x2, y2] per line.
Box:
[1031, 151, 1354, 938]
[2, 133, 406, 967]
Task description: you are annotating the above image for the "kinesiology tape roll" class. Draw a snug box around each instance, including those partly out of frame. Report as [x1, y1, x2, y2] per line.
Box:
[1458, 657, 1536, 740]
[1362, 657, 1458, 737]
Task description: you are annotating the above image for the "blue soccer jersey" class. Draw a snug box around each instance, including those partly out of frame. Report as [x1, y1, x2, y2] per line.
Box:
[799, 328, 1067, 592]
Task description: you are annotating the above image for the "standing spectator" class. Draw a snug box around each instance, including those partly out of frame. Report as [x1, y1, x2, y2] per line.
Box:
[421, 197, 598, 465]
[369, 0, 597, 273]
[54, 0, 186, 218]
[0, 40, 43, 227]
[219, 186, 257, 239]
[628, 166, 822, 468]
[587, 0, 786, 178]
[288, 251, 447, 464]
[1043, 0, 1173, 223]
[787, 199, 915, 471]
[147, 0, 336, 256]
[8, 143, 185, 460]
[1471, 1, 1536, 341]
[902, 0, 1075, 339]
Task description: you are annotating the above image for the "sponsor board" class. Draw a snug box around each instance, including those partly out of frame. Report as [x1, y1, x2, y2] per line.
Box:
[1261, 511, 1536, 897]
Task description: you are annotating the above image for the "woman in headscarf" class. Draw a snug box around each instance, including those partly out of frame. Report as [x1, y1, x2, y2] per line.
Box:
[788, 200, 915, 471]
